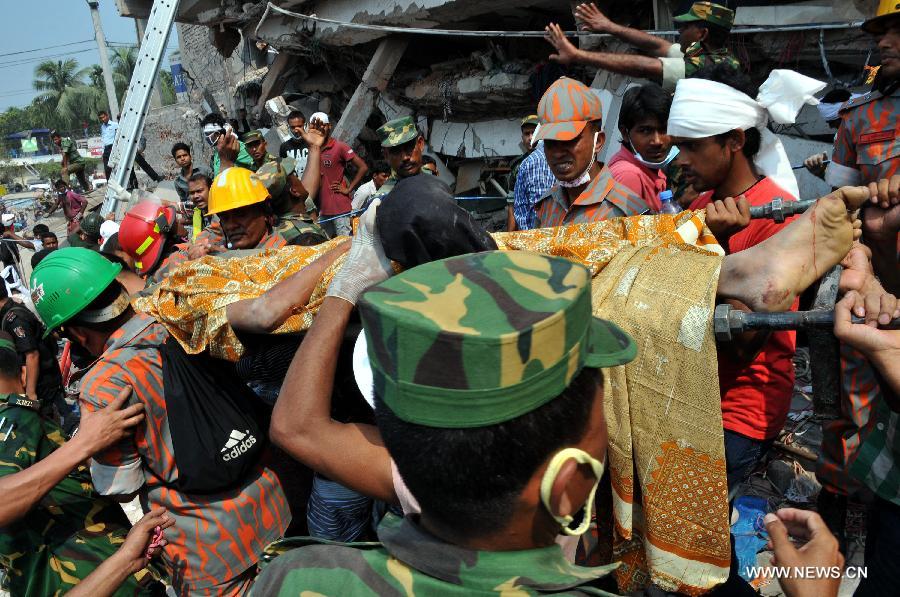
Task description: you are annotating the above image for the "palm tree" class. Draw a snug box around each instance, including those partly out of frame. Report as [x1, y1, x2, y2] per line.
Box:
[88, 64, 105, 89]
[32, 59, 105, 130]
[111, 46, 137, 101]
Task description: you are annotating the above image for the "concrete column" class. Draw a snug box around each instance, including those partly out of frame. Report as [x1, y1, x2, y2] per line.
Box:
[87, 0, 120, 117]
[332, 37, 408, 144]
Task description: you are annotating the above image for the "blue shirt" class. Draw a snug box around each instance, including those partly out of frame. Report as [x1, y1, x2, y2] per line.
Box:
[100, 121, 119, 147]
[513, 142, 555, 230]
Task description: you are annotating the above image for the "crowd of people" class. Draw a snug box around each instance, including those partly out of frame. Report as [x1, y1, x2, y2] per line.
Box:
[1, 1, 900, 596]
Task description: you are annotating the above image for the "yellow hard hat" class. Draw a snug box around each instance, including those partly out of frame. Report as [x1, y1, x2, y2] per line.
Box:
[208, 167, 270, 215]
[863, 0, 900, 33]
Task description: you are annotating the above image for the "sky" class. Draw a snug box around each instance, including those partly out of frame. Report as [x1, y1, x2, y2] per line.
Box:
[0, 0, 177, 112]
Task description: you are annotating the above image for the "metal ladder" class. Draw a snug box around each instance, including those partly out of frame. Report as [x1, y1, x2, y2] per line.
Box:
[103, 0, 181, 216]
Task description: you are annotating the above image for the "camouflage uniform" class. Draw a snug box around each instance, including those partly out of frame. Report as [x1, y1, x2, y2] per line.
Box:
[0, 394, 161, 597]
[255, 158, 329, 245]
[252, 251, 637, 595]
[660, 2, 741, 92]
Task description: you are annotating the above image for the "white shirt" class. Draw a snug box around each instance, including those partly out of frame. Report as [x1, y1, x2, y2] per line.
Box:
[351, 179, 378, 211]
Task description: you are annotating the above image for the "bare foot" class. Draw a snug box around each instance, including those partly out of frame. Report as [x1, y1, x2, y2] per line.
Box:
[718, 186, 870, 312]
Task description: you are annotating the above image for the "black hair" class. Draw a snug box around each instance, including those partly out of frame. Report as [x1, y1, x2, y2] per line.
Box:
[98, 110, 108, 116]
[375, 366, 602, 537]
[0, 331, 21, 379]
[50, 130, 60, 138]
[422, 155, 437, 166]
[31, 247, 56, 269]
[821, 89, 852, 104]
[693, 62, 762, 158]
[703, 22, 729, 49]
[99, 239, 136, 273]
[32, 223, 49, 235]
[0, 280, 7, 299]
[188, 172, 212, 187]
[372, 161, 390, 175]
[54, 179, 67, 188]
[200, 113, 226, 127]
[40, 231, 57, 241]
[171, 142, 191, 158]
[287, 110, 305, 123]
[619, 83, 672, 132]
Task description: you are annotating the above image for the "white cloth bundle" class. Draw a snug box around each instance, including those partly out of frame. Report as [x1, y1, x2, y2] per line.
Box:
[668, 70, 826, 198]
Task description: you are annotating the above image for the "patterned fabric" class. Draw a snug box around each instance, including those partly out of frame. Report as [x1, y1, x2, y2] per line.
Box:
[826, 88, 900, 188]
[849, 401, 900, 506]
[513, 143, 556, 230]
[535, 167, 650, 227]
[276, 215, 329, 246]
[534, 77, 604, 143]
[358, 251, 637, 428]
[255, 158, 297, 212]
[135, 211, 730, 594]
[682, 42, 742, 79]
[816, 345, 880, 495]
[60, 137, 84, 166]
[673, 2, 735, 29]
[0, 396, 159, 597]
[306, 475, 373, 542]
[79, 314, 291, 593]
[252, 513, 621, 596]
[377, 116, 419, 148]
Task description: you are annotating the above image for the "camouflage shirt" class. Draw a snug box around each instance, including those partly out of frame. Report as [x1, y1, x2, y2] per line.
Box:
[683, 42, 741, 78]
[0, 396, 160, 597]
[252, 514, 619, 596]
[276, 214, 329, 246]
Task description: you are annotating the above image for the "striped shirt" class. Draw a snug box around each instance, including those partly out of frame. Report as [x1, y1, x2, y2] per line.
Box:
[80, 314, 290, 592]
[512, 143, 556, 230]
[534, 166, 649, 228]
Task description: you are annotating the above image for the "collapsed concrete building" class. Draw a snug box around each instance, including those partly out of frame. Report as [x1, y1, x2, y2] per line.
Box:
[117, 0, 880, 209]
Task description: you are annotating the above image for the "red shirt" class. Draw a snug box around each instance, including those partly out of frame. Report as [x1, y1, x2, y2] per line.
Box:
[606, 147, 667, 213]
[318, 138, 356, 216]
[690, 176, 798, 440]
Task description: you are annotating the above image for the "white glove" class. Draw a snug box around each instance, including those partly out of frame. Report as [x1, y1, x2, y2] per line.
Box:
[326, 199, 394, 305]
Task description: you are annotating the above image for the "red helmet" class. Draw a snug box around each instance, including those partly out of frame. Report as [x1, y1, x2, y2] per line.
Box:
[118, 200, 177, 275]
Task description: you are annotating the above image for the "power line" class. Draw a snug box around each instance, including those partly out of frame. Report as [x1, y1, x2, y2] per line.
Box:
[0, 39, 94, 59]
[0, 48, 98, 70]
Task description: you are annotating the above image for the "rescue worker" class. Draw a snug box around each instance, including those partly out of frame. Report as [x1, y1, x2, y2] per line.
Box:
[819, 3, 900, 592]
[255, 159, 329, 246]
[68, 211, 104, 250]
[369, 116, 429, 203]
[545, 2, 740, 92]
[533, 77, 649, 226]
[0, 332, 160, 597]
[206, 167, 289, 251]
[0, 283, 71, 432]
[243, 130, 277, 171]
[30, 248, 290, 595]
[117, 200, 183, 281]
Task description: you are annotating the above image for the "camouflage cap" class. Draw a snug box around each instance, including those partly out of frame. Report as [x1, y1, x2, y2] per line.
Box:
[358, 251, 637, 428]
[377, 116, 419, 148]
[254, 157, 297, 201]
[243, 129, 266, 144]
[673, 2, 735, 30]
[521, 114, 540, 127]
[532, 77, 603, 143]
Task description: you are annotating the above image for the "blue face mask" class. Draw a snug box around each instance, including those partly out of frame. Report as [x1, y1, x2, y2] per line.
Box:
[629, 134, 680, 169]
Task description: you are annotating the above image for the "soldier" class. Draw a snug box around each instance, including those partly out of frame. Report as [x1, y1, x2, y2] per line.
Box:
[51, 130, 92, 192]
[30, 248, 291, 595]
[369, 115, 430, 204]
[545, 2, 740, 92]
[259, 198, 636, 592]
[0, 332, 161, 596]
[532, 77, 649, 226]
[243, 129, 278, 172]
[255, 158, 329, 246]
[68, 211, 104, 250]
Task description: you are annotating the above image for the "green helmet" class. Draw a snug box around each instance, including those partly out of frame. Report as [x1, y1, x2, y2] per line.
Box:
[80, 212, 104, 237]
[30, 247, 122, 334]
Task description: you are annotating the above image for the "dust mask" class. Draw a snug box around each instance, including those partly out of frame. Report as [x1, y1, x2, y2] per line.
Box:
[558, 132, 599, 188]
[539, 447, 605, 536]
[630, 134, 680, 169]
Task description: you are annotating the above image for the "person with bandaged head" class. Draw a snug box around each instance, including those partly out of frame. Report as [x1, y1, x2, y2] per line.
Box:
[668, 63, 826, 491]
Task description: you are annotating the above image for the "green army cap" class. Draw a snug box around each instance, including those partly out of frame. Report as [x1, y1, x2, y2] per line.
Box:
[377, 116, 419, 148]
[521, 114, 540, 127]
[674, 2, 735, 30]
[243, 129, 266, 144]
[255, 157, 296, 200]
[358, 251, 637, 428]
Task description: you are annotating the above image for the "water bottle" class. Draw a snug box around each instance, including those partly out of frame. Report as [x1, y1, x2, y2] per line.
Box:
[658, 189, 682, 214]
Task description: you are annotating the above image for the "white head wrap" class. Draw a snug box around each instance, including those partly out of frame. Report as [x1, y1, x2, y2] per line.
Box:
[667, 70, 826, 198]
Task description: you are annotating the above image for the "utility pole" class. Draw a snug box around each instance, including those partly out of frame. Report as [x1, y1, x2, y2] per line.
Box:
[87, 0, 120, 117]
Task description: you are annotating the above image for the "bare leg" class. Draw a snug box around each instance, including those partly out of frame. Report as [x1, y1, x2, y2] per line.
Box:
[718, 186, 870, 312]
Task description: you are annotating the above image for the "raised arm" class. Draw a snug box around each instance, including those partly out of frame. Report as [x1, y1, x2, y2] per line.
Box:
[546, 23, 663, 80]
[295, 120, 327, 201]
[575, 3, 673, 57]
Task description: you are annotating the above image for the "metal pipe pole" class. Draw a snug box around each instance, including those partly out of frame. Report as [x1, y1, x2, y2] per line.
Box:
[86, 1, 120, 118]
